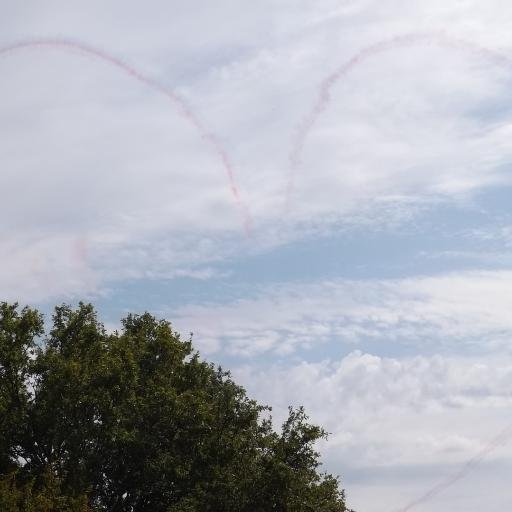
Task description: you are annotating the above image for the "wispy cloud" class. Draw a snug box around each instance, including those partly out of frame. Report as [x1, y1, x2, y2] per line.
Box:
[172, 270, 512, 356]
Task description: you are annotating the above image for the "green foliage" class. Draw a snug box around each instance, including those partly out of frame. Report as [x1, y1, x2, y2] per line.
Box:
[0, 470, 90, 512]
[0, 302, 352, 512]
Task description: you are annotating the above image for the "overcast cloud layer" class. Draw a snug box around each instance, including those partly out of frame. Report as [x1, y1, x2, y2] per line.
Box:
[3, 2, 512, 511]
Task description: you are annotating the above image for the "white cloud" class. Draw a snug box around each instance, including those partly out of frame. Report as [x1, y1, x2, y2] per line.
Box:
[470, 224, 512, 248]
[0, 233, 99, 303]
[173, 270, 512, 356]
[232, 350, 512, 512]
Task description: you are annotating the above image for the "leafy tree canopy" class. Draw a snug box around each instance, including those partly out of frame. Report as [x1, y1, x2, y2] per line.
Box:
[0, 302, 352, 512]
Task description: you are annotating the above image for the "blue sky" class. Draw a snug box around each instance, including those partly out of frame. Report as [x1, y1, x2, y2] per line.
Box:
[3, 2, 512, 510]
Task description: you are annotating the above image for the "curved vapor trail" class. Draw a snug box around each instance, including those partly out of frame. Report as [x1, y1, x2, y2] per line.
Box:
[286, 31, 512, 210]
[394, 422, 512, 512]
[0, 39, 252, 235]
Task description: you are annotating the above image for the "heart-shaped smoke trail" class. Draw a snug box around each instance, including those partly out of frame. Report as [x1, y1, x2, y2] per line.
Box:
[0, 39, 253, 236]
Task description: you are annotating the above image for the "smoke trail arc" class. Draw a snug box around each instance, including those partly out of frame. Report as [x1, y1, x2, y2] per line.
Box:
[394, 422, 512, 512]
[286, 31, 512, 210]
[0, 39, 252, 235]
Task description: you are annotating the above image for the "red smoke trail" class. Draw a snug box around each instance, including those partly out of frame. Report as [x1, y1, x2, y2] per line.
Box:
[394, 422, 512, 512]
[0, 39, 252, 235]
[286, 31, 512, 210]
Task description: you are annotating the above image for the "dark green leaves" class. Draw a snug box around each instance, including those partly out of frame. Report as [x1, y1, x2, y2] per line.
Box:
[0, 302, 351, 512]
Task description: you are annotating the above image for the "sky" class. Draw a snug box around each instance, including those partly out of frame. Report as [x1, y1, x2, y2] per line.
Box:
[2, 1, 512, 510]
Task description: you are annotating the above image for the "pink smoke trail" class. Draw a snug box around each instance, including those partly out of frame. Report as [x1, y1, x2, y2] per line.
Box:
[394, 422, 512, 512]
[73, 236, 88, 267]
[0, 39, 252, 235]
[286, 31, 512, 210]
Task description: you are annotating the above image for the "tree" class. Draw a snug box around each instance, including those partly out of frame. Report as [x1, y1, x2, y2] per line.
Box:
[0, 302, 353, 512]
